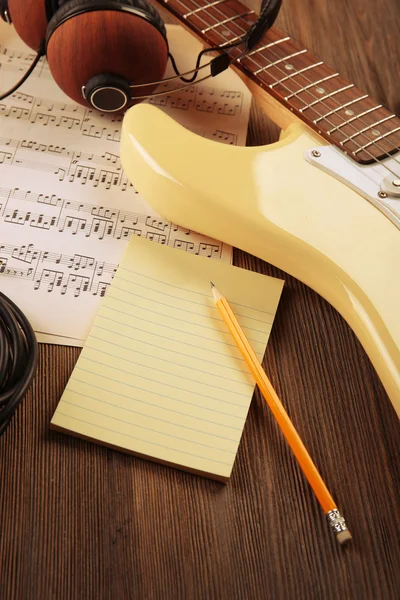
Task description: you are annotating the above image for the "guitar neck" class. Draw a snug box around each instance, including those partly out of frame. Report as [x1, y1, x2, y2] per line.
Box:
[158, 0, 400, 164]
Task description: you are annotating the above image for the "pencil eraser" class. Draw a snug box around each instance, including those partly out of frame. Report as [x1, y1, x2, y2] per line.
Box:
[336, 530, 352, 545]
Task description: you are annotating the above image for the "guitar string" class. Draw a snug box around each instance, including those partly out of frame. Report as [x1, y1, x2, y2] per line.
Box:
[172, 0, 400, 178]
[193, 0, 400, 180]
[241, 40, 400, 179]
[174, 0, 400, 157]
[238, 40, 400, 175]
[176, 0, 400, 170]
[6, 1, 397, 179]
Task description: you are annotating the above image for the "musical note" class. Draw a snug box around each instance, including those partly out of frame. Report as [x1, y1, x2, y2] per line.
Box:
[0, 56, 52, 79]
[196, 100, 217, 113]
[13, 91, 34, 104]
[0, 136, 136, 190]
[0, 186, 220, 246]
[37, 193, 63, 207]
[87, 218, 114, 240]
[116, 226, 142, 240]
[0, 151, 12, 164]
[12, 243, 40, 263]
[63, 273, 90, 297]
[197, 243, 221, 258]
[92, 281, 110, 297]
[91, 206, 118, 219]
[0, 241, 118, 297]
[170, 96, 193, 110]
[145, 216, 170, 231]
[0, 105, 30, 119]
[0, 231, 226, 297]
[173, 239, 195, 252]
[147, 82, 244, 117]
[217, 102, 242, 116]
[67, 254, 96, 271]
[146, 231, 167, 244]
[0, 257, 8, 273]
[69, 165, 96, 185]
[211, 130, 238, 145]
[0, 22, 250, 343]
[220, 90, 242, 99]
[59, 216, 88, 235]
[1, 263, 33, 278]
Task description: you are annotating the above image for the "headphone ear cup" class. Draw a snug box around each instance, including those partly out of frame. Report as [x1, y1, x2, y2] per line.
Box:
[46, 0, 168, 108]
[8, 0, 49, 50]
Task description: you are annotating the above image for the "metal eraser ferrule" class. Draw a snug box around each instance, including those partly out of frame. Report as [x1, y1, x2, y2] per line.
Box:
[326, 509, 349, 537]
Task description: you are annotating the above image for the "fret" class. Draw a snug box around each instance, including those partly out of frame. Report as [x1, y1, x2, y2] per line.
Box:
[327, 105, 383, 134]
[183, 0, 227, 18]
[269, 62, 324, 88]
[284, 73, 339, 100]
[299, 84, 354, 113]
[254, 50, 307, 75]
[239, 37, 318, 90]
[353, 126, 400, 155]
[182, 1, 256, 49]
[341, 115, 397, 145]
[160, 0, 400, 164]
[245, 37, 291, 59]
[202, 11, 253, 33]
[221, 34, 243, 46]
[313, 95, 369, 124]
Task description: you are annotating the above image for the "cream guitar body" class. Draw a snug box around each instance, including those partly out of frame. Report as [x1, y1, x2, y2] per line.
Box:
[121, 103, 400, 416]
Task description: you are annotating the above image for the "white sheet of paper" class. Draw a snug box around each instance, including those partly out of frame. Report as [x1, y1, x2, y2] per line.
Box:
[0, 23, 252, 345]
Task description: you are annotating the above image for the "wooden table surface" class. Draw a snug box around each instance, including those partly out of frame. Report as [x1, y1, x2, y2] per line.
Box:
[1, 0, 399, 598]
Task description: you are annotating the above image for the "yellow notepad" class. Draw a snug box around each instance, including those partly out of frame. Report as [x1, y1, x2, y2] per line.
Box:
[51, 236, 284, 480]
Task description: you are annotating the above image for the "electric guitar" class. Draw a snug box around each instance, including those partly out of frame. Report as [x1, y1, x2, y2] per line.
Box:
[120, 0, 400, 417]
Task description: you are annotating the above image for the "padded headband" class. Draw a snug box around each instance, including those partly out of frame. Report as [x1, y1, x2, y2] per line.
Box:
[44, 0, 60, 20]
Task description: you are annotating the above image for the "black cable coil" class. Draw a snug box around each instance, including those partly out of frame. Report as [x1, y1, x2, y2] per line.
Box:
[0, 291, 38, 437]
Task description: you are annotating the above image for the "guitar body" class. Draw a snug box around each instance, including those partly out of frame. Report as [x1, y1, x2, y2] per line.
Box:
[121, 104, 400, 415]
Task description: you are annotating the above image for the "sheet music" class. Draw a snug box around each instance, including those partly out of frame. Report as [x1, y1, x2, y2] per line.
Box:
[0, 23, 252, 345]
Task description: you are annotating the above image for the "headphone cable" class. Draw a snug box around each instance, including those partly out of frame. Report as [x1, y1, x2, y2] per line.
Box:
[0, 291, 38, 437]
[168, 36, 247, 85]
[0, 43, 44, 101]
[168, 0, 282, 85]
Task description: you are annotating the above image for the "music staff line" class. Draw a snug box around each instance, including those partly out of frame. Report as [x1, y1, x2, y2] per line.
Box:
[0, 186, 224, 256]
[0, 137, 131, 190]
[0, 136, 120, 166]
[1, 157, 131, 190]
[0, 72, 243, 131]
[0, 242, 115, 297]
[0, 51, 52, 80]
[148, 82, 244, 116]
[0, 100, 122, 142]
[0, 185, 185, 240]
[0, 225, 224, 297]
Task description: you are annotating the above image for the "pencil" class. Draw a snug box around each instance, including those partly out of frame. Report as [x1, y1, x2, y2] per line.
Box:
[210, 282, 352, 545]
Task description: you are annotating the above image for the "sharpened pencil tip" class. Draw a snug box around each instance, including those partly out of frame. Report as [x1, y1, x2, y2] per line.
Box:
[210, 284, 222, 302]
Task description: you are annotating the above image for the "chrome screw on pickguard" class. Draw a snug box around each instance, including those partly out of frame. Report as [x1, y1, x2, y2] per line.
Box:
[311, 150, 321, 158]
[378, 191, 388, 198]
[393, 179, 400, 187]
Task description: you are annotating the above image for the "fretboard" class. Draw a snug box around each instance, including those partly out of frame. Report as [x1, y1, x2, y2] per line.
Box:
[159, 0, 400, 165]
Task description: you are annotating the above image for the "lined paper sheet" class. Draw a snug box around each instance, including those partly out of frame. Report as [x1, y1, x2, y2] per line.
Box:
[51, 236, 284, 480]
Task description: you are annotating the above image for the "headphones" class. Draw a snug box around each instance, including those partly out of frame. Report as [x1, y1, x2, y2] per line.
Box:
[0, 0, 282, 113]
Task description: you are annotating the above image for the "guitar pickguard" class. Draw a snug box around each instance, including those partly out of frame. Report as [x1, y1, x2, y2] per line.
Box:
[305, 147, 400, 229]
